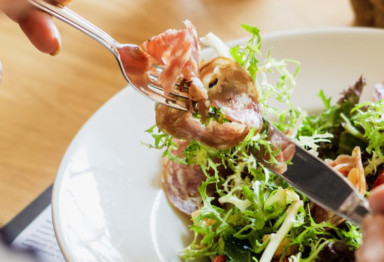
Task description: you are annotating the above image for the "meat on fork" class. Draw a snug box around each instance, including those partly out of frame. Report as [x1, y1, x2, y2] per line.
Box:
[156, 57, 263, 150]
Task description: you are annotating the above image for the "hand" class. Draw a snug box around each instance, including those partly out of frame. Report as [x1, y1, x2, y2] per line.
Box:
[356, 184, 384, 262]
[1, 0, 71, 55]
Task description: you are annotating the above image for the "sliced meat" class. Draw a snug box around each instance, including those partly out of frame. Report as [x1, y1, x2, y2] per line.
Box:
[162, 156, 205, 215]
[156, 57, 262, 150]
[140, 20, 206, 100]
[199, 57, 262, 127]
[120, 20, 206, 101]
[156, 105, 249, 150]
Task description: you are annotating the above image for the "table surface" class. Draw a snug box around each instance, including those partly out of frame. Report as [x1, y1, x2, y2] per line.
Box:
[0, 0, 356, 226]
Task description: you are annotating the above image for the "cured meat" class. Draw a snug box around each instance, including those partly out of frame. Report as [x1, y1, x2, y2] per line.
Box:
[141, 21, 264, 214]
[119, 20, 206, 101]
[130, 21, 262, 150]
[199, 57, 262, 127]
[156, 106, 249, 150]
[162, 156, 205, 215]
[161, 140, 206, 215]
[140, 20, 206, 100]
[156, 57, 262, 150]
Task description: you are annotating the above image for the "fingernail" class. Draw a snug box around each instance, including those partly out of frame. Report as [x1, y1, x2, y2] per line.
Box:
[50, 26, 61, 56]
[50, 45, 61, 56]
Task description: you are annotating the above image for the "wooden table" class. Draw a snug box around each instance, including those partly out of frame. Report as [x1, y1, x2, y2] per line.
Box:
[0, 0, 355, 226]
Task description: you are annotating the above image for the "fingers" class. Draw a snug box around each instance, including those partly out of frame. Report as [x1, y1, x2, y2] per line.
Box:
[18, 7, 61, 55]
[356, 214, 384, 262]
[369, 184, 384, 214]
[3, 0, 72, 55]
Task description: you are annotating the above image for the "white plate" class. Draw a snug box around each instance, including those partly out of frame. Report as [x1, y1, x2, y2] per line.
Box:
[52, 28, 384, 262]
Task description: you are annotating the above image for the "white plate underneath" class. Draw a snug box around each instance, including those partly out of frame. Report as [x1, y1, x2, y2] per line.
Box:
[52, 27, 384, 262]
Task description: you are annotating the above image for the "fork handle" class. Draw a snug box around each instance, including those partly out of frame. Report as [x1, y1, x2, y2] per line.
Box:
[28, 0, 119, 54]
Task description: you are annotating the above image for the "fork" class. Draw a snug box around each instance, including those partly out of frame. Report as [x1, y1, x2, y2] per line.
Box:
[28, 0, 189, 111]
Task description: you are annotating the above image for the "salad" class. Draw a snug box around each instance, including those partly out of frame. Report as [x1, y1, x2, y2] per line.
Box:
[138, 21, 384, 261]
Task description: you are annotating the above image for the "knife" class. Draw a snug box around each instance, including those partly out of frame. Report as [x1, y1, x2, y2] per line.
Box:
[264, 120, 370, 225]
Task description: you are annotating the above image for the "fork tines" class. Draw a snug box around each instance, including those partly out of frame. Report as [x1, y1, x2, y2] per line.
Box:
[147, 66, 192, 111]
[146, 76, 191, 111]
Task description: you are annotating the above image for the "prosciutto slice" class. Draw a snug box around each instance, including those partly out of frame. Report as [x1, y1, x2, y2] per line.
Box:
[140, 20, 207, 100]
[148, 22, 287, 214]
[124, 20, 262, 149]
[119, 20, 206, 102]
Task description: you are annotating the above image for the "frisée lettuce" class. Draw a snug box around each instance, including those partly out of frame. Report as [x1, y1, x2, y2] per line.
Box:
[143, 24, 384, 262]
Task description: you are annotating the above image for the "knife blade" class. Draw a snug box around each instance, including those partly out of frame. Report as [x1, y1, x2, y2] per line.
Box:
[265, 121, 370, 225]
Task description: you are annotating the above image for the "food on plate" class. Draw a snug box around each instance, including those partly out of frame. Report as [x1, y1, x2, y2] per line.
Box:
[144, 21, 384, 261]
[156, 56, 262, 150]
